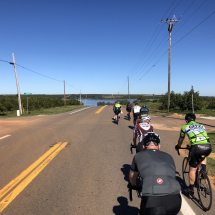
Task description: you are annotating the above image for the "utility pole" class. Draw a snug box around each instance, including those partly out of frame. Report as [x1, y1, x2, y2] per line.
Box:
[80, 90, 81, 105]
[161, 17, 180, 112]
[192, 86, 194, 113]
[64, 80, 66, 107]
[12, 53, 22, 114]
[128, 76, 130, 102]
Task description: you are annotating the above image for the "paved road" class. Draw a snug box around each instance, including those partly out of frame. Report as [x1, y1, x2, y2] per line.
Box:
[0, 106, 214, 214]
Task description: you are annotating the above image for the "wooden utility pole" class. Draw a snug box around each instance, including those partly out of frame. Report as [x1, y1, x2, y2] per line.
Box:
[128, 76, 130, 102]
[80, 90, 81, 105]
[64, 80, 66, 107]
[12, 53, 22, 114]
[192, 86, 194, 113]
[161, 17, 180, 112]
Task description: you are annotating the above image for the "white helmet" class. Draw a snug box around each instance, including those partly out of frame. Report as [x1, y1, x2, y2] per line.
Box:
[141, 115, 151, 122]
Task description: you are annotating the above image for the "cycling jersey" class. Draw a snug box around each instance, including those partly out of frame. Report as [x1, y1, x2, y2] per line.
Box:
[114, 104, 121, 113]
[126, 104, 132, 111]
[180, 121, 210, 145]
[131, 149, 181, 196]
[134, 123, 154, 143]
[140, 107, 149, 115]
[133, 105, 141, 113]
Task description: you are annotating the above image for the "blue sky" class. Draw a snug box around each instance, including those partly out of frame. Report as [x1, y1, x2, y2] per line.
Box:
[0, 0, 215, 96]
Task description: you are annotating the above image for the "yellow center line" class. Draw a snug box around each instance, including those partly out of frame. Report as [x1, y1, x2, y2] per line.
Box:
[95, 105, 107, 114]
[0, 142, 68, 212]
[0, 143, 62, 200]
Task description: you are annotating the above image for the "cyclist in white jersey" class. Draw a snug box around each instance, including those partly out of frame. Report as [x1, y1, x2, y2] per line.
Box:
[133, 103, 141, 126]
[133, 116, 154, 153]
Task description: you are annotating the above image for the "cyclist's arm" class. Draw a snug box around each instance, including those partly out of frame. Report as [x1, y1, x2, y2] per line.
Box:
[129, 169, 139, 186]
[177, 137, 184, 147]
[133, 132, 137, 147]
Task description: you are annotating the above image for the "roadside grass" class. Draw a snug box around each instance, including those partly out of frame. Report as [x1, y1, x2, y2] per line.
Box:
[208, 130, 215, 153]
[0, 105, 85, 118]
[207, 157, 215, 177]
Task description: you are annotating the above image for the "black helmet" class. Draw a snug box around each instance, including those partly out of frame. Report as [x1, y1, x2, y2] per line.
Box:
[185, 113, 196, 122]
[142, 132, 160, 146]
[135, 103, 138, 105]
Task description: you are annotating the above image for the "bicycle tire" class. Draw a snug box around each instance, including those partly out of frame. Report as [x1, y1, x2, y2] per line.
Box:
[182, 157, 190, 188]
[197, 170, 212, 211]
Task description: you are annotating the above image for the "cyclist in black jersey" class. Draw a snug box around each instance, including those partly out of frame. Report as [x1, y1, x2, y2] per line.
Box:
[129, 132, 181, 215]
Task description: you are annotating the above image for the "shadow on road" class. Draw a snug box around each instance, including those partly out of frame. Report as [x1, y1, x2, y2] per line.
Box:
[121, 164, 130, 182]
[128, 125, 134, 130]
[113, 196, 139, 215]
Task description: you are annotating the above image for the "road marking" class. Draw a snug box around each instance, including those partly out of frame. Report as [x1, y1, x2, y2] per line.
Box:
[180, 194, 196, 215]
[95, 105, 107, 114]
[0, 143, 62, 199]
[0, 142, 67, 212]
[69, 107, 91, 114]
[0, 135, 11, 140]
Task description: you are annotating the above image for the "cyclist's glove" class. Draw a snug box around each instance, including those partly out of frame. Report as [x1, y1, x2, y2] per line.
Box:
[175, 145, 180, 151]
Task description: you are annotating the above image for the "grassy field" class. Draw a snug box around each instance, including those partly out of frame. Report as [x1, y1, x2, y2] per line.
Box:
[0, 105, 84, 118]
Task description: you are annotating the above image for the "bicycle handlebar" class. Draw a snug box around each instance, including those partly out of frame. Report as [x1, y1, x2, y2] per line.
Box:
[130, 143, 136, 154]
[176, 146, 190, 156]
[127, 183, 142, 201]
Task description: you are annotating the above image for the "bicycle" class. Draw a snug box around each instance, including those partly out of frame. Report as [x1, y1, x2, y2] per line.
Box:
[177, 146, 212, 211]
[127, 112, 131, 121]
[115, 111, 120, 124]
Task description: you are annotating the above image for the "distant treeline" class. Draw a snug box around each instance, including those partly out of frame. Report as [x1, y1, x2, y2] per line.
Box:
[0, 96, 80, 112]
[1, 94, 162, 100]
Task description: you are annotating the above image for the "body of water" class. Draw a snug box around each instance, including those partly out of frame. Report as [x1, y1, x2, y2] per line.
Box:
[79, 99, 136, 106]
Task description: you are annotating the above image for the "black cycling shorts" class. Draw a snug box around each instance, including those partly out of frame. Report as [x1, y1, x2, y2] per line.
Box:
[114, 110, 121, 115]
[133, 113, 140, 118]
[140, 194, 181, 215]
[189, 144, 212, 168]
[127, 109, 131, 112]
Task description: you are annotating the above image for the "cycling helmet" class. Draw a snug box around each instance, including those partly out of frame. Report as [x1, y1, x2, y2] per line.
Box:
[141, 115, 151, 122]
[185, 113, 196, 122]
[142, 104, 146, 108]
[142, 132, 160, 146]
[127, 101, 130, 104]
[135, 103, 138, 105]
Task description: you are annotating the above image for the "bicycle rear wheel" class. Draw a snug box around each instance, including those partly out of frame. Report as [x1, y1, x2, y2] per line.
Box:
[197, 170, 212, 211]
[182, 157, 190, 188]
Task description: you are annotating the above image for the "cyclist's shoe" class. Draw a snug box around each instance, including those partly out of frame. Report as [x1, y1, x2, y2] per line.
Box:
[185, 186, 194, 195]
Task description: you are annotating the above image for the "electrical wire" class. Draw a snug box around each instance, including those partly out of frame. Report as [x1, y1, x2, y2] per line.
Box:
[173, 0, 208, 36]
[167, 0, 182, 19]
[0, 59, 80, 91]
[172, 10, 215, 48]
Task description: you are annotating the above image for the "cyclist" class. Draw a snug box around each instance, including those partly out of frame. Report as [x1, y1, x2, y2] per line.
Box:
[114, 102, 121, 124]
[140, 104, 149, 117]
[126, 101, 132, 120]
[175, 113, 212, 195]
[133, 115, 153, 153]
[113, 101, 118, 119]
[129, 132, 181, 215]
[133, 103, 141, 126]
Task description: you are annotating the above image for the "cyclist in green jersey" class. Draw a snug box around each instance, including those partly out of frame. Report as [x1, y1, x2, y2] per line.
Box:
[175, 113, 212, 194]
[114, 102, 121, 124]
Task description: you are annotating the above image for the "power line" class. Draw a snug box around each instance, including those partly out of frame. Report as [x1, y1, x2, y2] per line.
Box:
[0, 59, 80, 91]
[181, 0, 196, 16]
[167, 0, 182, 19]
[173, 0, 208, 36]
[172, 10, 215, 48]
[129, 10, 215, 89]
